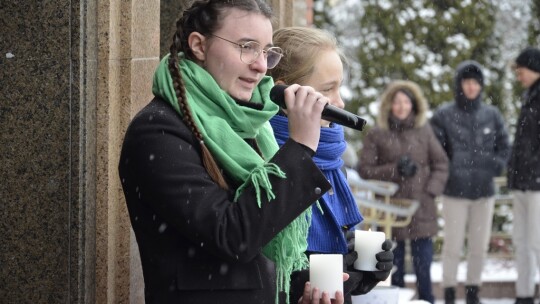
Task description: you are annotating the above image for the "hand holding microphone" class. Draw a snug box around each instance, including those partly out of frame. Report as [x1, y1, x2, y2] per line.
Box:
[270, 84, 367, 131]
[278, 84, 327, 152]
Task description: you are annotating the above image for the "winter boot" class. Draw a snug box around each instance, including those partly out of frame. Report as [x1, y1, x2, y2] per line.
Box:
[465, 285, 481, 304]
[444, 287, 456, 304]
[515, 297, 534, 304]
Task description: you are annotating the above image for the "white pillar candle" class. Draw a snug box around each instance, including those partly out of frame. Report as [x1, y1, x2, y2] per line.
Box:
[309, 254, 343, 299]
[354, 229, 386, 271]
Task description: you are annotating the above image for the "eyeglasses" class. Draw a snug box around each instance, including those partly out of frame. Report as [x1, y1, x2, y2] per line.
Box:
[209, 34, 284, 69]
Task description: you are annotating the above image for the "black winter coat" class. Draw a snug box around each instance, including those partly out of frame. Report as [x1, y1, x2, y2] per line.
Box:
[431, 61, 511, 199]
[118, 98, 331, 304]
[508, 78, 540, 190]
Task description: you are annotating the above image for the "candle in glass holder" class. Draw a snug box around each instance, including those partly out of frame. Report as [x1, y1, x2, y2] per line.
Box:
[354, 229, 386, 271]
[309, 254, 343, 299]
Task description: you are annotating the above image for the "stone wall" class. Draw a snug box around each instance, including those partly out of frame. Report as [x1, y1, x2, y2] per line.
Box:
[0, 0, 159, 302]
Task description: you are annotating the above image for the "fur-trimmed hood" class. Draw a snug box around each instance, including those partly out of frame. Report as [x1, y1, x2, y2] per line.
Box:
[377, 80, 429, 130]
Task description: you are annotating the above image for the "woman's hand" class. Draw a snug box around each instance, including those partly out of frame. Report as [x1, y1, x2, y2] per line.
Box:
[284, 84, 327, 152]
[298, 273, 349, 304]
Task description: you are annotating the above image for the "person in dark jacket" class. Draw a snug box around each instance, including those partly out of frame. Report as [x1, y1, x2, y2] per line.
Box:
[431, 60, 511, 304]
[268, 26, 394, 304]
[507, 47, 540, 304]
[359, 80, 449, 303]
[118, 1, 346, 303]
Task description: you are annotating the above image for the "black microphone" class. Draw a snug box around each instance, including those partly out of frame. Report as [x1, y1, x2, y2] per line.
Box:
[269, 84, 367, 131]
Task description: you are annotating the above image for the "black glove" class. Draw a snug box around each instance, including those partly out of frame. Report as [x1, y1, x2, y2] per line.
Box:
[397, 156, 418, 177]
[343, 231, 394, 296]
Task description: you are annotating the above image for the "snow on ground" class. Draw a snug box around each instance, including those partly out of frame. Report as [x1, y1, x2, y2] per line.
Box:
[428, 258, 530, 303]
[410, 258, 521, 284]
[354, 287, 516, 304]
[435, 299, 514, 304]
[430, 259, 517, 303]
[390, 258, 534, 303]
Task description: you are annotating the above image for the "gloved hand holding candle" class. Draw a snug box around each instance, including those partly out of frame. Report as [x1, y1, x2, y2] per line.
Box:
[344, 229, 394, 296]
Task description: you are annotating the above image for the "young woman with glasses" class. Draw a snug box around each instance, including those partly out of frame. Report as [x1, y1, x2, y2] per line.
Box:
[119, 1, 346, 303]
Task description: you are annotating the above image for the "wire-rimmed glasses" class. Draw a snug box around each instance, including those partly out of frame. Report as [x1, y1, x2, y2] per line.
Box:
[209, 34, 284, 69]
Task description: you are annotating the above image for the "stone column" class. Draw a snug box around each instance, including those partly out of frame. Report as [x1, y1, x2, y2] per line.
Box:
[0, 0, 158, 303]
[1, 1, 95, 302]
[94, 0, 159, 303]
[271, 0, 311, 28]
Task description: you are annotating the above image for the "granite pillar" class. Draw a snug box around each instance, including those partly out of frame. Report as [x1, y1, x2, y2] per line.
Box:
[1, 1, 91, 302]
[0, 0, 158, 302]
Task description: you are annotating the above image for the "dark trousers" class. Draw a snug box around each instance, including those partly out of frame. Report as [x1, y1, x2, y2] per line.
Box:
[391, 238, 434, 304]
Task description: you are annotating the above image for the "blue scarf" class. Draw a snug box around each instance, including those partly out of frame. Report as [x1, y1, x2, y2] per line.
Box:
[269, 115, 363, 254]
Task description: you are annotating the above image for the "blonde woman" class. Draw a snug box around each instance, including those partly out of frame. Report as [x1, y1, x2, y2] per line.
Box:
[268, 26, 393, 304]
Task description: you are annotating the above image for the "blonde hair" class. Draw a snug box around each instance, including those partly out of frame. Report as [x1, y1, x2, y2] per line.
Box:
[268, 26, 347, 84]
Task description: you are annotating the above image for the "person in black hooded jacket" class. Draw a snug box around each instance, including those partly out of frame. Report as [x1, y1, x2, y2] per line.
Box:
[431, 60, 511, 304]
[507, 46, 540, 304]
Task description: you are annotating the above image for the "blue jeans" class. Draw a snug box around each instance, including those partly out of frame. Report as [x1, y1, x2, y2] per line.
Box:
[391, 238, 434, 304]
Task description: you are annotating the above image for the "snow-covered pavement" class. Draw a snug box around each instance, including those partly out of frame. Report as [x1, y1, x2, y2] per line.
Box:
[353, 258, 537, 303]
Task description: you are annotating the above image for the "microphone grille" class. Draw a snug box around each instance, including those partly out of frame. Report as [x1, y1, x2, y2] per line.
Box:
[269, 84, 288, 109]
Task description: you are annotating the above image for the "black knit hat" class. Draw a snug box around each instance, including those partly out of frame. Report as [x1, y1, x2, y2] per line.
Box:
[515, 47, 540, 73]
[457, 61, 483, 86]
[461, 68, 483, 84]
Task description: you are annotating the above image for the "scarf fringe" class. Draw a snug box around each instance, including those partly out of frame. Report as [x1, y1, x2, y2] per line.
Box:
[234, 162, 286, 205]
[264, 209, 312, 304]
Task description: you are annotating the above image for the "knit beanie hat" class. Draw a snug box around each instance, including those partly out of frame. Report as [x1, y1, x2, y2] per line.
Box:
[515, 47, 540, 73]
[461, 64, 484, 85]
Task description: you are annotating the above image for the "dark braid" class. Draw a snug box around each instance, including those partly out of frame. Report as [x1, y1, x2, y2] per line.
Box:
[167, 0, 273, 190]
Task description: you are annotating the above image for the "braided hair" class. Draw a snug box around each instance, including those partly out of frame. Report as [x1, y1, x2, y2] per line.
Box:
[167, 0, 273, 190]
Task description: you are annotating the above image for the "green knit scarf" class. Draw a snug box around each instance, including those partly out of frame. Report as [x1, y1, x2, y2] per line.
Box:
[152, 54, 311, 303]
